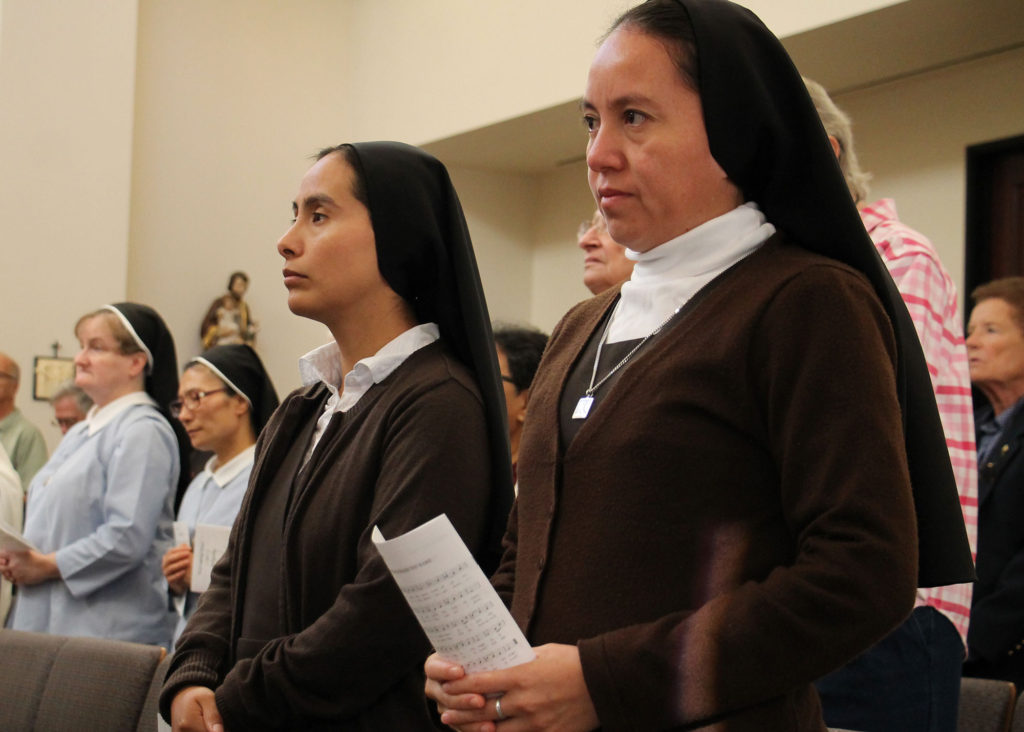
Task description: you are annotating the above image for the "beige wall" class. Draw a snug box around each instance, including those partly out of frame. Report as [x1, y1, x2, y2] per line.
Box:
[128, 0, 355, 399]
[530, 162, 597, 332]
[343, 0, 896, 147]
[834, 46, 1024, 307]
[343, 0, 629, 146]
[446, 166, 540, 324]
[0, 0, 138, 452]
[2, 0, 1022, 455]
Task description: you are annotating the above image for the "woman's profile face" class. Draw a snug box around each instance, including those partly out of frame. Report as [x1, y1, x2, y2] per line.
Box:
[583, 27, 742, 252]
[277, 153, 385, 330]
[73, 316, 146, 406]
[175, 365, 247, 454]
[578, 212, 634, 295]
[966, 297, 1024, 397]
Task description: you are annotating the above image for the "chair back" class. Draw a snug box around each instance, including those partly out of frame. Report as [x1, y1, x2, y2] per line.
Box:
[958, 676, 1016, 732]
[0, 629, 166, 731]
[1011, 689, 1024, 732]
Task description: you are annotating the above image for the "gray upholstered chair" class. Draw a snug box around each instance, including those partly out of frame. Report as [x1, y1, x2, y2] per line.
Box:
[0, 629, 166, 732]
[138, 652, 173, 732]
[1010, 690, 1024, 732]
[958, 676, 1016, 732]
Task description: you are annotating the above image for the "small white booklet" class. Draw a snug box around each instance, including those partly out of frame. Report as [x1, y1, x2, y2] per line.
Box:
[171, 521, 191, 616]
[172, 521, 190, 549]
[372, 514, 535, 673]
[190, 524, 232, 593]
[0, 521, 38, 553]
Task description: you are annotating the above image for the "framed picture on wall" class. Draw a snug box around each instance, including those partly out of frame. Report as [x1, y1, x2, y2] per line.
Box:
[33, 357, 75, 401]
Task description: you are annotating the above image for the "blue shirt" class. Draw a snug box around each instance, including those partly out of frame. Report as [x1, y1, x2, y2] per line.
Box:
[11, 392, 178, 647]
[172, 445, 253, 642]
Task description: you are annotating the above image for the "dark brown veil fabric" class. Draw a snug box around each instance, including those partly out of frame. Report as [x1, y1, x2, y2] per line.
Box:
[674, 0, 973, 586]
[345, 141, 514, 573]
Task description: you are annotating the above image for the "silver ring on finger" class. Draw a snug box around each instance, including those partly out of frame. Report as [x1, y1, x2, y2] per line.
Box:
[495, 697, 506, 721]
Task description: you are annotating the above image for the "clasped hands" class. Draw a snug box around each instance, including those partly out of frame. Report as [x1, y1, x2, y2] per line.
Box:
[424, 642, 599, 732]
[0, 549, 59, 585]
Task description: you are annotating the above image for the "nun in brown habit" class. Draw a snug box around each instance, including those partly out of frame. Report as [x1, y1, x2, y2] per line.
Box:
[161, 142, 512, 731]
[425, 1, 972, 730]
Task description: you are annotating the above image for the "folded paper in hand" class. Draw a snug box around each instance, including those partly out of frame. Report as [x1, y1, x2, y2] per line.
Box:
[190, 523, 231, 593]
[0, 521, 38, 553]
[372, 514, 535, 673]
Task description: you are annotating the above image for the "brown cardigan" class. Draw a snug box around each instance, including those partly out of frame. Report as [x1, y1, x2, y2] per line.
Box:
[492, 236, 918, 731]
[161, 342, 488, 730]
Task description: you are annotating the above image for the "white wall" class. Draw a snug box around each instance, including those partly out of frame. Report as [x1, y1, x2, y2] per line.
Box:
[0, 0, 138, 452]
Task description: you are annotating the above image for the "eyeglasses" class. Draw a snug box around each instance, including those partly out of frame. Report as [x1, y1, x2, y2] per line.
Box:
[52, 417, 80, 430]
[169, 388, 228, 418]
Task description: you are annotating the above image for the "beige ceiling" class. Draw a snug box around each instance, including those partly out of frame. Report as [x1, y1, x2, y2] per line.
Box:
[423, 0, 1024, 174]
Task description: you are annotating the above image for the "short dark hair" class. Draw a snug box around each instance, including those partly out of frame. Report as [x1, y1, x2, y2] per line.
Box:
[608, 0, 699, 91]
[972, 277, 1024, 333]
[316, 144, 370, 210]
[494, 325, 549, 393]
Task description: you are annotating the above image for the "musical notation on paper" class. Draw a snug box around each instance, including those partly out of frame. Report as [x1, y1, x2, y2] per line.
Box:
[372, 514, 535, 674]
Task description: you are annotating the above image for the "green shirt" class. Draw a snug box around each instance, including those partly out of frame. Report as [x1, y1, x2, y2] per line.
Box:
[0, 409, 48, 492]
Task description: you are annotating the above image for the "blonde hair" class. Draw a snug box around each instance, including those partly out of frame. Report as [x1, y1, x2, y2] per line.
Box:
[74, 310, 145, 356]
[803, 77, 872, 204]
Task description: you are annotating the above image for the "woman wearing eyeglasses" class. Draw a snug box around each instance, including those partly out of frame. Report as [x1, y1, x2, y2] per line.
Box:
[1, 303, 188, 648]
[162, 344, 279, 645]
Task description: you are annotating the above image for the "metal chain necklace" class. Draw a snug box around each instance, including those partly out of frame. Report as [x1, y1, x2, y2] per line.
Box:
[572, 301, 682, 420]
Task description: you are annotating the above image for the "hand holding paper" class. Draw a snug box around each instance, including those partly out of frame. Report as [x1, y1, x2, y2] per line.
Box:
[371, 514, 534, 673]
[0, 521, 38, 553]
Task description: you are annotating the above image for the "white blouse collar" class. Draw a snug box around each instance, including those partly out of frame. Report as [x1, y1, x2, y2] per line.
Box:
[86, 391, 158, 436]
[203, 444, 256, 487]
[609, 202, 775, 342]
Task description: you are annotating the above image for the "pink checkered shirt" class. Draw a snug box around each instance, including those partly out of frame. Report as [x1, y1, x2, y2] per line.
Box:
[862, 199, 977, 646]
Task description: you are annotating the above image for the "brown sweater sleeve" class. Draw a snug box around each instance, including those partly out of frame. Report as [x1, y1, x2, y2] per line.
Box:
[217, 376, 489, 729]
[490, 497, 519, 609]
[577, 266, 917, 729]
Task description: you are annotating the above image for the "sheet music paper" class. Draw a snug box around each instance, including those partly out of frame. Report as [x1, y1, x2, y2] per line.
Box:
[190, 524, 231, 593]
[372, 514, 535, 674]
[0, 521, 38, 553]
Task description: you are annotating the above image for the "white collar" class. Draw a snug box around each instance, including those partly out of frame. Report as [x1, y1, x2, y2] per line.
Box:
[203, 444, 255, 487]
[298, 322, 440, 413]
[86, 391, 159, 436]
[610, 202, 775, 342]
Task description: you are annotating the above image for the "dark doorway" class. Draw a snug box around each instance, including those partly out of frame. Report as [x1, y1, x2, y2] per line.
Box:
[965, 134, 1024, 311]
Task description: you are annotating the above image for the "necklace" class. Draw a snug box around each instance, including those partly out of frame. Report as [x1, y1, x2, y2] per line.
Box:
[572, 301, 682, 420]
